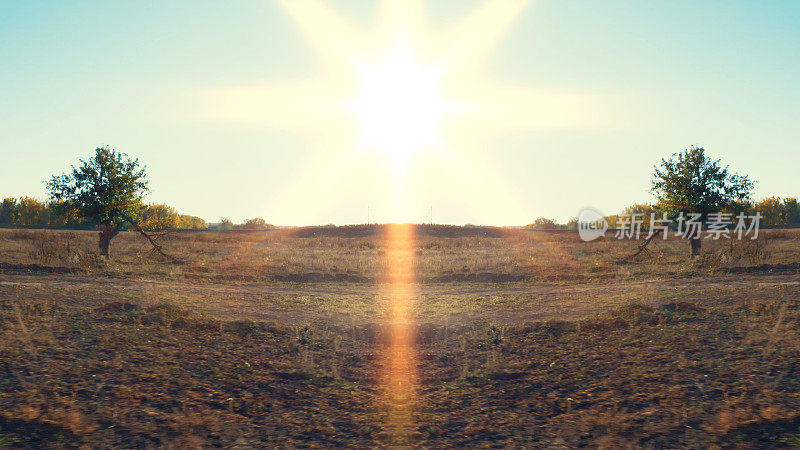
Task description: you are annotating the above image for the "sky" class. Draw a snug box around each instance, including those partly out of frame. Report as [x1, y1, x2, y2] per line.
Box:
[1, 0, 799, 225]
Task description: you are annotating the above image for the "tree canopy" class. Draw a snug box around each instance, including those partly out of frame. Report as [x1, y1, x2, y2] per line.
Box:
[47, 146, 149, 258]
[652, 146, 753, 219]
[651, 146, 754, 258]
[47, 146, 148, 229]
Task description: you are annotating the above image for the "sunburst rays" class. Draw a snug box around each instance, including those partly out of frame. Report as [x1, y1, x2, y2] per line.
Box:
[200, 0, 598, 225]
[199, 1, 599, 442]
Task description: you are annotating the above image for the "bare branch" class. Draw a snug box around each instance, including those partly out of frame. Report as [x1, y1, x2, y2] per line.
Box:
[627, 229, 662, 260]
[118, 212, 179, 262]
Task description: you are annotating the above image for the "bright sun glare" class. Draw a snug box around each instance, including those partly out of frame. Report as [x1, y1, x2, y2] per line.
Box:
[348, 44, 451, 162]
[205, 0, 597, 224]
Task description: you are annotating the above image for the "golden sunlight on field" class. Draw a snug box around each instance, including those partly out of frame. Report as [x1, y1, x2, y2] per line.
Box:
[3, 228, 800, 446]
[379, 223, 419, 445]
[5, 0, 800, 445]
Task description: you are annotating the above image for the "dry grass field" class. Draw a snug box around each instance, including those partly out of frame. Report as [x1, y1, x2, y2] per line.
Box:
[2, 226, 800, 447]
[1, 225, 795, 283]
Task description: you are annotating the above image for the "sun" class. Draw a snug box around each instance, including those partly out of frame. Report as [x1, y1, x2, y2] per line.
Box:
[203, 0, 598, 224]
[348, 43, 452, 163]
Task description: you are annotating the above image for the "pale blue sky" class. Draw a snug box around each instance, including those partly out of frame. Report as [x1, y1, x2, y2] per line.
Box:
[1, 1, 798, 225]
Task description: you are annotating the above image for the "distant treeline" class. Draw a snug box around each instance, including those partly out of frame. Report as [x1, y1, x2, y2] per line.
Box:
[216, 217, 278, 231]
[0, 197, 208, 230]
[525, 196, 800, 230]
[523, 217, 577, 231]
[5, 195, 799, 232]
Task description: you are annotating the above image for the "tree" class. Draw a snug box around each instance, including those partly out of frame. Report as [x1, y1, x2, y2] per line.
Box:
[651, 146, 754, 259]
[140, 204, 180, 231]
[14, 197, 49, 226]
[0, 198, 18, 225]
[754, 197, 800, 227]
[178, 215, 208, 230]
[218, 218, 234, 231]
[525, 217, 561, 230]
[783, 198, 800, 226]
[622, 203, 661, 230]
[47, 146, 149, 259]
[756, 197, 785, 226]
[243, 217, 270, 230]
[565, 217, 579, 232]
[46, 199, 85, 227]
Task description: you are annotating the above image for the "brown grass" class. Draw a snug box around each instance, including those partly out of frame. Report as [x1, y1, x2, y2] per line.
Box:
[1, 227, 800, 447]
[2, 226, 799, 283]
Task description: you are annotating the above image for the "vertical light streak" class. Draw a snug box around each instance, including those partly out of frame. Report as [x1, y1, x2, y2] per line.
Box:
[378, 222, 418, 445]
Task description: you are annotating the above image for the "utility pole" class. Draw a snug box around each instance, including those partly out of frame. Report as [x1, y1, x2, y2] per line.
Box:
[430, 205, 433, 226]
[367, 205, 370, 225]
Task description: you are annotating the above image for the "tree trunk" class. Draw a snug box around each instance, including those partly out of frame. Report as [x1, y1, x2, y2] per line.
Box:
[98, 224, 120, 259]
[689, 236, 702, 259]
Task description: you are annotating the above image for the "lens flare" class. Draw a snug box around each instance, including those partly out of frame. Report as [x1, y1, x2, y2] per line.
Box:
[378, 223, 418, 445]
[201, 0, 602, 225]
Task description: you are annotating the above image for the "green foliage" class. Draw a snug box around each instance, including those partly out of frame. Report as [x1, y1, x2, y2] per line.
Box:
[621, 203, 662, 229]
[565, 217, 578, 232]
[140, 205, 208, 230]
[651, 146, 754, 220]
[525, 217, 564, 230]
[47, 146, 149, 230]
[623, 203, 660, 217]
[784, 198, 800, 225]
[0, 198, 16, 224]
[46, 200, 85, 227]
[242, 217, 274, 230]
[0, 197, 82, 227]
[218, 217, 234, 231]
[178, 215, 208, 230]
[0, 196, 205, 230]
[755, 196, 800, 226]
[140, 204, 180, 231]
[12, 197, 47, 226]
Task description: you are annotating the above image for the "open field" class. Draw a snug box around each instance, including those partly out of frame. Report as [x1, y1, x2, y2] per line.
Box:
[1, 225, 797, 283]
[2, 226, 800, 447]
